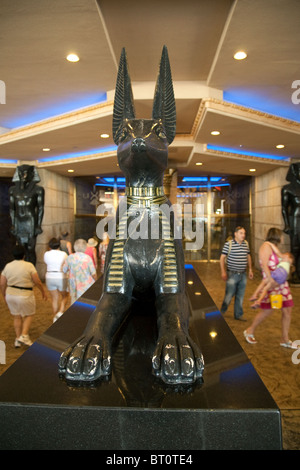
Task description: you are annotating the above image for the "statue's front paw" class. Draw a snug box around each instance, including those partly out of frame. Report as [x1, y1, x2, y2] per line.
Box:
[58, 335, 112, 384]
[152, 333, 204, 384]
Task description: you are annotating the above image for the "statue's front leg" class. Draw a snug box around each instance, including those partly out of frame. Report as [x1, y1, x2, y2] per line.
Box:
[152, 293, 204, 384]
[58, 293, 131, 383]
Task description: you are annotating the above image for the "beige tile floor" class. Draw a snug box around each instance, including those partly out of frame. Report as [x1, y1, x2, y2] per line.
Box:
[0, 262, 299, 449]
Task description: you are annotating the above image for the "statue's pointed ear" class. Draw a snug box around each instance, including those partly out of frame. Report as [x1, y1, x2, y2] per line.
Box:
[152, 45, 176, 144]
[113, 48, 136, 144]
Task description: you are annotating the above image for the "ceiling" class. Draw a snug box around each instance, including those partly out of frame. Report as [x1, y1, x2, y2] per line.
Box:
[0, 0, 299, 181]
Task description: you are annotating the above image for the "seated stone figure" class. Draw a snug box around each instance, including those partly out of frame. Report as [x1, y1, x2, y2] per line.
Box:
[59, 47, 204, 386]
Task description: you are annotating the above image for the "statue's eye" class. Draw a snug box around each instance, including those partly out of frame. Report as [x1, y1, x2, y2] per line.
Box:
[118, 128, 128, 143]
[155, 126, 166, 139]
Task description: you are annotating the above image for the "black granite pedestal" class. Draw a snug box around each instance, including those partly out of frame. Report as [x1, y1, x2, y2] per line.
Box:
[0, 265, 282, 450]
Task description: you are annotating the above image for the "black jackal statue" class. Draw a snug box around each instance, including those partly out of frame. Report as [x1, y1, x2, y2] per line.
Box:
[59, 46, 204, 385]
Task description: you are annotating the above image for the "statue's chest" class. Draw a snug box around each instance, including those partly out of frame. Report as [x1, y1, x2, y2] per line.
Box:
[15, 191, 36, 207]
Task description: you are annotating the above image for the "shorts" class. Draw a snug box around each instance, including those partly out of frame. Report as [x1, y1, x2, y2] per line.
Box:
[6, 294, 36, 317]
[46, 277, 68, 292]
[271, 267, 288, 285]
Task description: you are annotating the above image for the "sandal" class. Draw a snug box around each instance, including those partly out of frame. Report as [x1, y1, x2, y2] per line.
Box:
[280, 340, 300, 350]
[250, 302, 260, 309]
[243, 330, 257, 344]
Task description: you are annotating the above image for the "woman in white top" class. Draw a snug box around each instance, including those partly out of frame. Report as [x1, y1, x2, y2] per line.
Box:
[44, 238, 68, 322]
[1, 244, 47, 347]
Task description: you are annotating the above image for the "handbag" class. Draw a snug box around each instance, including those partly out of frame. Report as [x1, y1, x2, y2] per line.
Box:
[269, 294, 283, 309]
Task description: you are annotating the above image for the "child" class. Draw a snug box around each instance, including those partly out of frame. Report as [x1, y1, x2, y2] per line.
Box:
[249, 251, 294, 308]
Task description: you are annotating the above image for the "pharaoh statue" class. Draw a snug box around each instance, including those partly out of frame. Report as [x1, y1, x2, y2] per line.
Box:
[281, 162, 300, 282]
[9, 164, 44, 265]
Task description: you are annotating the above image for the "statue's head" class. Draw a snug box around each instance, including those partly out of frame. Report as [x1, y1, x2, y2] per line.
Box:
[12, 164, 41, 184]
[112, 46, 176, 186]
[286, 162, 300, 183]
[18, 165, 34, 183]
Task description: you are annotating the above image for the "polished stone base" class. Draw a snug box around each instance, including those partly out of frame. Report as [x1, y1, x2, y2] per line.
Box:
[0, 265, 282, 450]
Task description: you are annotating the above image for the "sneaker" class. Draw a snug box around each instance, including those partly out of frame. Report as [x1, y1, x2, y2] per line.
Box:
[18, 334, 33, 346]
[14, 338, 21, 348]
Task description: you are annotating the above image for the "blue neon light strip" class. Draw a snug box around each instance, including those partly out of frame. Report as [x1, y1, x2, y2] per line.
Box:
[224, 89, 300, 124]
[95, 183, 126, 187]
[207, 144, 289, 161]
[183, 177, 208, 182]
[38, 145, 117, 163]
[0, 158, 18, 164]
[182, 177, 222, 182]
[178, 183, 230, 188]
[95, 183, 230, 189]
[2, 93, 108, 128]
[103, 177, 126, 183]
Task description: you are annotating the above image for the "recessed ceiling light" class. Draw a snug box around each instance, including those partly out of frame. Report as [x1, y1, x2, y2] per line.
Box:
[67, 169, 74, 173]
[249, 168, 256, 172]
[42, 148, 50, 151]
[276, 144, 285, 149]
[211, 130, 220, 135]
[234, 51, 247, 60]
[196, 162, 203, 166]
[100, 133, 110, 138]
[66, 53, 80, 62]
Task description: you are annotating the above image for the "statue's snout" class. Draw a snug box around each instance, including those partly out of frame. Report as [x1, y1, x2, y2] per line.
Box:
[132, 137, 146, 153]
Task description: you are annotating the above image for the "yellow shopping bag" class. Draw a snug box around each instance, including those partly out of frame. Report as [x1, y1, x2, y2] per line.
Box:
[269, 294, 283, 309]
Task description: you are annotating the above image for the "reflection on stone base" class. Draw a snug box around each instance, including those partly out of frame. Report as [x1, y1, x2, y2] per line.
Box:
[0, 266, 281, 450]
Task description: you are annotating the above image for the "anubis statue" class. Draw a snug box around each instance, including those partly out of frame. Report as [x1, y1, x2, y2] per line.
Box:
[59, 46, 204, 385]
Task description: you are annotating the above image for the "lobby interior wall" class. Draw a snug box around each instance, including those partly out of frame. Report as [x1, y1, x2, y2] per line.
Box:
[251, 167, 290, 269]
[36, 169, 75, 280]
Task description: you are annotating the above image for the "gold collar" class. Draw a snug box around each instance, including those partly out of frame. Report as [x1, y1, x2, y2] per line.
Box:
[125, 186, 164, 197]
[125, 186, 166, 207]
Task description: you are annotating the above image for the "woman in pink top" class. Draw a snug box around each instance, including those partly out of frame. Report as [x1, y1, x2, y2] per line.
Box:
[244, 228, 297, 349]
